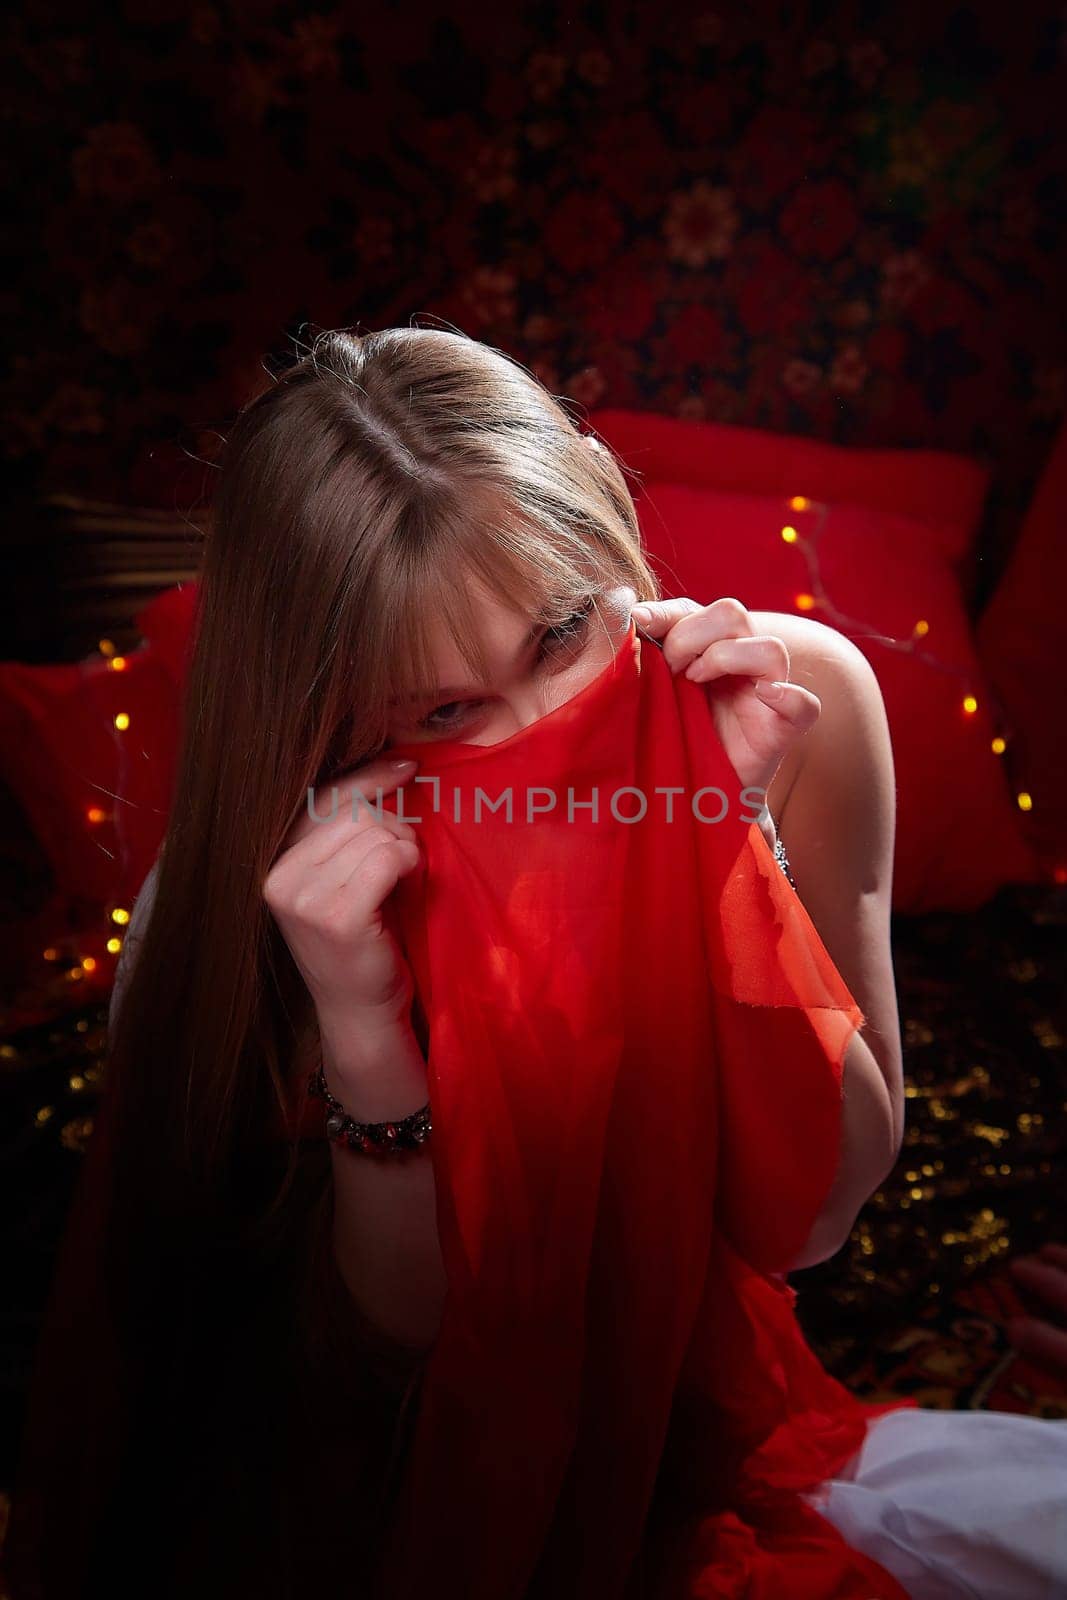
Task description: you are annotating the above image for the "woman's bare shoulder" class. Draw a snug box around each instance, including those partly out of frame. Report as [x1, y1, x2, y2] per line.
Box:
[747, 610, 877, 692]
[748, 608, 896, 921]
[746, 611, 888, 829]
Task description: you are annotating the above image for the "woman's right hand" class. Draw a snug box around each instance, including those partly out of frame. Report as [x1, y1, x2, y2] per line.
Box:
[263, 755, 422, 1043]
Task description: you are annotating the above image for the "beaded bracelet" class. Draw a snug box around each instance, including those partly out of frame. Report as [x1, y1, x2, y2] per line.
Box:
[308, 1061, 433, 1156]
[773, 829, 797, 889]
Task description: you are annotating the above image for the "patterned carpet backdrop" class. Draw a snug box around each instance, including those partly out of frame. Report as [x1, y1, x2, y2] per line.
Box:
[4, 0, 1065, 609]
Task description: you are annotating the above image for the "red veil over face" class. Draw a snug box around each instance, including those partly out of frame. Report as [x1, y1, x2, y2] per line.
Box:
[369, 617, 916, 1599]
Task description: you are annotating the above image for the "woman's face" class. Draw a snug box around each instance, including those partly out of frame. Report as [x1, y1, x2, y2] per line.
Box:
[383, 579, 639, 749]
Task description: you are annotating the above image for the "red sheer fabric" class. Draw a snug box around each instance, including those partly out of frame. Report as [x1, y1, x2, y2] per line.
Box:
[366, 617, 917, 1599]
[2, 616, 919, 1599]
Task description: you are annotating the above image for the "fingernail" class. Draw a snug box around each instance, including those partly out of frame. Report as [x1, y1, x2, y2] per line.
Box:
[757, 681, 787, 701]
[631, 605, 652, 626]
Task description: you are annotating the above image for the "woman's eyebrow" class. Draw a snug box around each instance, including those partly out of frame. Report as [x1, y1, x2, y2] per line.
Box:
[389, 615, 548, 707]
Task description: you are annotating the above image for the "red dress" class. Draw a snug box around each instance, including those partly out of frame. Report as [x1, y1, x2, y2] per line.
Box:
[296, 615, 916, 1598]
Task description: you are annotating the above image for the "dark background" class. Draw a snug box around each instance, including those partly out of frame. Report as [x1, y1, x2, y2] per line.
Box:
[2, 0, 1065, 1561]
[3, 0, 1065, 659]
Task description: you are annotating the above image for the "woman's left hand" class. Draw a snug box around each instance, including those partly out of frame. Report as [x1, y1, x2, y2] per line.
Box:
[629, 596, 821, 819]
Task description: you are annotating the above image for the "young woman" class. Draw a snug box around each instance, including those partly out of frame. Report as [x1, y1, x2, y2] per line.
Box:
[5, 325, 1065, 1600]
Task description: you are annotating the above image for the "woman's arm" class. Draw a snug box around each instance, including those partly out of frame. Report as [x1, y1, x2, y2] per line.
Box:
[319, 1020, 448, 1355]
[756, 612, 905, 1270]
[109, 854, 446, 1355]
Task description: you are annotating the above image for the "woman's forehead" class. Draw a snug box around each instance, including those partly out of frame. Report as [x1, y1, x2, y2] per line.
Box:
[390, 566, 596, 708]
[405, 583, 546, 695]
[430, 556, 584, 633]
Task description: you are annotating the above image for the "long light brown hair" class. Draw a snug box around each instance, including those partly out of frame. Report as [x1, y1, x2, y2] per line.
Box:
[24, 325, 663, 1590]
[109, 322, 659, 1211]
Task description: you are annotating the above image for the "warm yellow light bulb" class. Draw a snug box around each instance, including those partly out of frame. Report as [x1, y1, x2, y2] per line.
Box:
[789, 495, 810, 512]
[913, 619, 929, 637]
[1017, 792, 1033, 812]
[114, 712, 130, 731]
[86, 806, 106, 824]
[962, 695, 978, 715]
[109, 655, 127, 672]
[43, 946, 58, 961]
[98, 639, 115, 658]
[81, 956, 97, 973]
[991, 737, 1006, 755]
[795, 592, 816, 611]
[107, 936, 123, 954]
[111, 907, 130, 925]
[780, 525, 798, 543]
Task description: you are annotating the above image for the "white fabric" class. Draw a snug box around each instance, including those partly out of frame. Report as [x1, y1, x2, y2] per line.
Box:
[801, 1404, 1067, 1599]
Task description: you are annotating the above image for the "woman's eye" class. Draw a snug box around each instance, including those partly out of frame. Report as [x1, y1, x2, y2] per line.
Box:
[413, 598, 597, 734]
[539, 596, 596, 658]
[418, 699, 482, 732]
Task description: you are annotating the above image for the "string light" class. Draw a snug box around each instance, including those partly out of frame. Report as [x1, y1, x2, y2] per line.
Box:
[77, 638, 138, 988]
[16, 549, 1053, 1248]
[776, 493, 1038, 827]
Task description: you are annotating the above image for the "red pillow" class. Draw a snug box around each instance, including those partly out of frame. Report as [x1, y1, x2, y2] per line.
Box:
[0, 586, 197, 1004]
[588, 407, 991, 568]
[975, 420, 1067, 880]
[136, 580, 201, 683]
[621, 478, 1039, 913]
